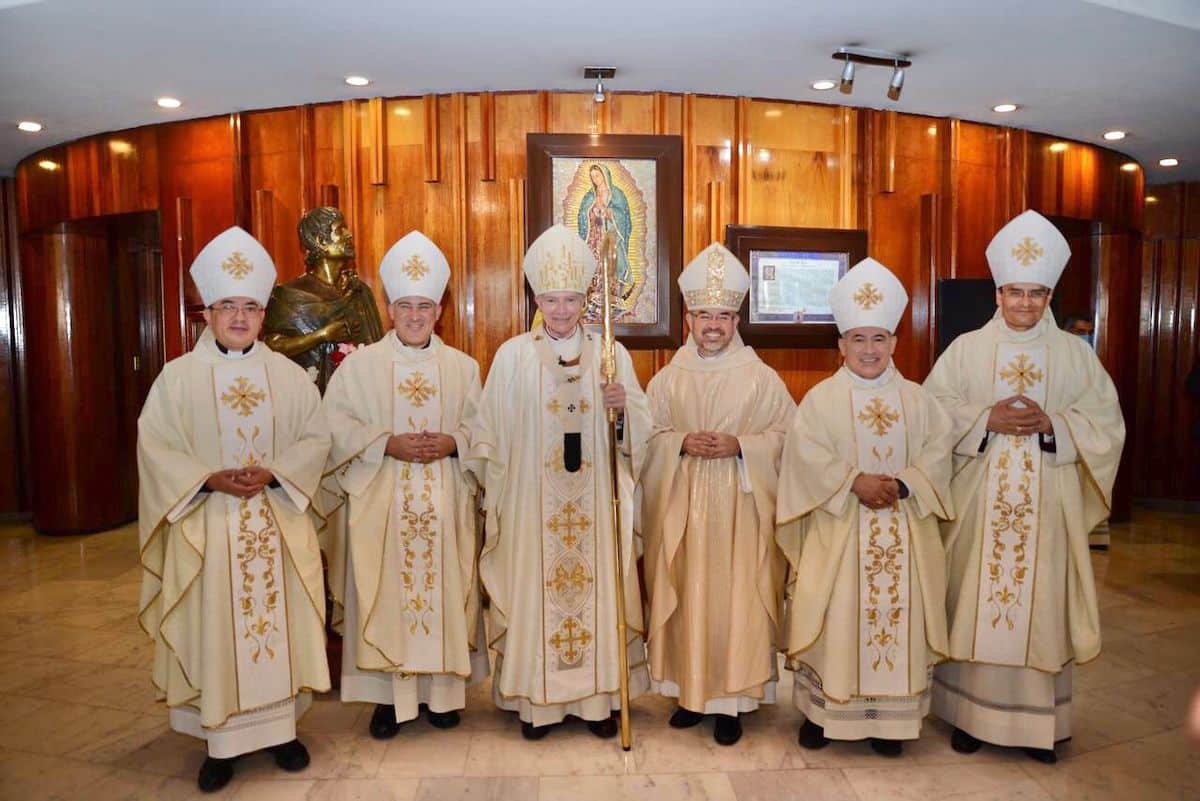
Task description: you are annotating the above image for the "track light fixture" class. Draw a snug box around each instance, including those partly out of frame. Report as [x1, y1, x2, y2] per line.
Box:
[839, 57, 855, 94]
[831, 47, 912, 101]
[584, 66, 615, 104]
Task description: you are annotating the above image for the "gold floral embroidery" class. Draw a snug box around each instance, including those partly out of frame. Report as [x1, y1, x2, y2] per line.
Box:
[547, 501, 591, 549]
[545, 553, 593, 613]
[402, 253, 429, 279]
[221, 376, 266, 417]
[984, 448, 1035, 630]
[549, 616, 592, 665]
[222, 251, 253, 279]
[397, 462, 439, 635]
[853, 282, 884, 310]
[857, 396, 900, 437]
[1011, 236, 1044, 267]
[999, 354, 1044, 395]
[236, 500, 282, 662]
[862, 513, 904, 671]
[398, 371, 437, 408]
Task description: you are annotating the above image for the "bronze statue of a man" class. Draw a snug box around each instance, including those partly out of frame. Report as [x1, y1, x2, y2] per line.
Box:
[264, 207, 385, 392]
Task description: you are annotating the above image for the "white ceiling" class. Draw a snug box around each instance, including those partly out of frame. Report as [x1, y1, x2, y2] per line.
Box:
[2, 0, 1199, 182]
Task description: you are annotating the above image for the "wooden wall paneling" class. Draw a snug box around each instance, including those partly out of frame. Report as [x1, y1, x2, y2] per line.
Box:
[952, 122, 1006, 280]
[837, 107, 858, 228]
[21, 223, 130, 532]
[320, 185, 340, 208]
[537, 91, 552, 132]
[1096, 230, 1140, 519]
[298, 104, 317, 213]
[547, 92, 594, 134]
[1134, 235, 1160, 496]
[423, 94, 441, 183]
[1149, 235, 1181, 498]
[506, 177, 526, 353]
[156, 116, 236, 358]
[368, 97, 388, 187]
[66, 138, 100, 219]
[341, 100, 363, 254]
[312, 102, 345, 208]
[1169, 235, 1200, 500]
[609, 93, 655, 135]
[231, 112, 251, 229]
[877, 109, 897, 194]
[245, 107, 304, 280]
[92, 127, 160, 217]
[480, 92, 496, 182]
[0, 178, 26, 513]
[734, 96, 751, 225]
[938, 119, 961, 279]
[451, 93, 470, 353]
[17, 145, 69, 234]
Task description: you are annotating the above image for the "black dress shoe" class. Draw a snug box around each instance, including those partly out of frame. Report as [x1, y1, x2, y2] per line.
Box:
[797, 719, 830, 750]
[427, 708, 461, 729]
[197, 756, 234, 793]
[713, 714, 742, 746]
[870, 738, 903, 757]
[950, 727, 983, 754]
[586, 716, 618, 739]
[1024, 746, 1057, 764]
[267, 739, 310, 773]
[369, 704, 402, 740]
[669, 707, 705, 728]
[521, 720, 552, 740]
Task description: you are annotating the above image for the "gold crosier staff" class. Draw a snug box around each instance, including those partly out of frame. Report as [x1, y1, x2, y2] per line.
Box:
[598, 228, 633, 751]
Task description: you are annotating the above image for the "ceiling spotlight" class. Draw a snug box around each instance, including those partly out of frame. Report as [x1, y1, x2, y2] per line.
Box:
[1159, 157, 1179, 167]
[17, 120, 43, 133]
[583, 66, 615, 104]
[887, 64, 905, 101]
[992, 103, 1018, 113]
[156, 97, 182, 109]
[1103, 130, 1126, 141]
[344, 75, 370, 87]
[1049, 142, 1068, 153]
[839, 57, 855, 94]
[811, 80, 836, 91]
[1121, 162, 1139, 172]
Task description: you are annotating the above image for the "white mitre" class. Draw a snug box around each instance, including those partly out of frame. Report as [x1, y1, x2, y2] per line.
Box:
[189, 226, 277, 306]
[986, 209, 1070, 290]
[679, 242, 749, 312]
[523, 224, 597, 295]
[379, 230, 450, 303]
[829, 257, 908, 334]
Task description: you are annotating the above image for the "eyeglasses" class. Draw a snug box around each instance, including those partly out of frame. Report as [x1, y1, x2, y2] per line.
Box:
[1001, 288, 1050, 301]
[210, 302, 263, 316]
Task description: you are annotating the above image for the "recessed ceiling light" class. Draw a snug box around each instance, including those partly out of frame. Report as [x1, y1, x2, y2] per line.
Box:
[37, 160, 59, 171]
[811, 80, 836, 91]
[1121, 162, 1139, 172]
[1146, 196, 1158, 204]
[1103, 130, 1126, 141]
[1159, 157, 1179, 167]
[1049, 142, 1068, 153]
[17, 120, 43, 133]
[992, 103, 1018, 113]
[345, 76, 371, 87]
[156, 97, 182, 109]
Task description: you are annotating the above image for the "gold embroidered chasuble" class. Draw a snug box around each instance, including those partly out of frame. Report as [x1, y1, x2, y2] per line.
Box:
[775, 365, 953, 738]
[321, 332, 483, 701]
[466, 326, 651, 724]
[923, 311, 1124, 673]
[137, 328, 331, 752]
[641, 337, 793, 713]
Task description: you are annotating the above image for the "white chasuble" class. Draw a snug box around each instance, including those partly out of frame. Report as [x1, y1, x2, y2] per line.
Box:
[972, 343, 1048, 667]
[212, 359, 293, 712]
[850, 387, 912, 697]
[392, 362, 446, 670]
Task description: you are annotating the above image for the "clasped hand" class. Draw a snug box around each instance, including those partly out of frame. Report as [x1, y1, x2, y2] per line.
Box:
[206, 466, 275, 499]
[386, 431, 456, 464]
[987, 395, 1052, 437]
[852, 473, 901, 510]
[682, 431, 741, 459]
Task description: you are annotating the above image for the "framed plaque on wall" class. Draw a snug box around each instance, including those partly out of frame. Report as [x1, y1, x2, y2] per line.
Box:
[725, 225, 867, 348]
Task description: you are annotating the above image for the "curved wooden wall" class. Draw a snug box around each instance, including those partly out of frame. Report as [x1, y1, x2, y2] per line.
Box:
[11, 91, 1145, 528]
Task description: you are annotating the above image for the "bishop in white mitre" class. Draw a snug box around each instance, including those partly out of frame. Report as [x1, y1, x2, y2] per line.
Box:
[466, 224, 651, 740]
[641, 243, 794, 746]
[925, 210, 1124, 763]
[322, 231, 486, 740]
[137, 227, 331, 793]
[776, 259, 954, 757]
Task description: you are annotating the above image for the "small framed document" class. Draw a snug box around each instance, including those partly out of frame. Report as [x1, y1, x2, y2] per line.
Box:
[725, 225, 867, 348]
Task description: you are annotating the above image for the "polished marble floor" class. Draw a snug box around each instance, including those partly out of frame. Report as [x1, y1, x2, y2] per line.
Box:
[0, 509, 1197, 800]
